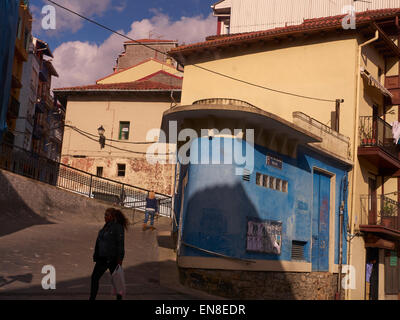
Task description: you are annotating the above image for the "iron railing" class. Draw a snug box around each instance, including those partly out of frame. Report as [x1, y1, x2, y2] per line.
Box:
[0, 143, 172, 217]
[359, 195, 400, 231]
[359, 116, 398, 159]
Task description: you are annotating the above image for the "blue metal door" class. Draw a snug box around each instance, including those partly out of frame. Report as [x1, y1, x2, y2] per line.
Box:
[312, 171, 330, 271]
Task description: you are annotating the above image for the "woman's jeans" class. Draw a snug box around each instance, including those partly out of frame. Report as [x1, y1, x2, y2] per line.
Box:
[90, 258, 122, 300]
[144, 209, 155, 226]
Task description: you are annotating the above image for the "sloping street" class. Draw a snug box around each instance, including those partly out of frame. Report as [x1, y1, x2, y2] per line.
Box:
[0, 214, 221, 300]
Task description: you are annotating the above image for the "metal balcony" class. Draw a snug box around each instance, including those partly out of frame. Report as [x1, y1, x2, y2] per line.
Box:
[359, 195, 400, 241]
[358, 116, 400, 175]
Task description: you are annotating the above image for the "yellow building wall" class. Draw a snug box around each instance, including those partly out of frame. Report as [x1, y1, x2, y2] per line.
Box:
[179, 33, 400, 300]
[97, 59, 180, 84]
[181, 35, 358, 144]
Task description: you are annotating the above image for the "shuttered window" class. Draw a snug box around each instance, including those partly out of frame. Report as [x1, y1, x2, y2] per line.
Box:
[384, 250, 399, 295]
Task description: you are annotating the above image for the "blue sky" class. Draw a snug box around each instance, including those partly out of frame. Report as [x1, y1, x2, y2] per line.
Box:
[30, 0, 216, 52]
[28, 0, 218, 88]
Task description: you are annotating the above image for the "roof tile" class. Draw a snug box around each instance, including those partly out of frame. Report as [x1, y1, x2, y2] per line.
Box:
[171, 8, 400, 54]
[53, 80, 181, 92]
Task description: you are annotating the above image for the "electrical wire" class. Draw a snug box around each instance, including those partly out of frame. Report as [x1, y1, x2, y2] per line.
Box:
[45, 0, 339, 103]
[73, 126, 156, 145]
[67, 125, 174, 156]
[49, 123, 159, 145]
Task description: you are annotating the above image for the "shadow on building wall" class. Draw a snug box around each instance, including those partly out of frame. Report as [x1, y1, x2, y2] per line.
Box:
[179, 181, 297, 300]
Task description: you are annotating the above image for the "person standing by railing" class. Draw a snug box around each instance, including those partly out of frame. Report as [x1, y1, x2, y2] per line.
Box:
[143, 191, 158, 231]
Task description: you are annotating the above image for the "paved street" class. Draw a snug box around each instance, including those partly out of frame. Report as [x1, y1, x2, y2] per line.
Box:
[0, 213, 221, 300]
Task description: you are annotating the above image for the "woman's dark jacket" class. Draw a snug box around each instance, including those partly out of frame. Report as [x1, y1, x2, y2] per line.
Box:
[146, 198, 158, 211]
[93, 221, 125, 263]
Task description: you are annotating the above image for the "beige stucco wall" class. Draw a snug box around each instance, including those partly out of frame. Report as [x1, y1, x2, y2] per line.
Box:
[97, 59, 181, 84]
[61, 96, 176, 194]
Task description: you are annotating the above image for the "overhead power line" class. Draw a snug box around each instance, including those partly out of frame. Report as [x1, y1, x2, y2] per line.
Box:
[50, 124, 157, 145]
[68, 125, 174, 156]
[46, 0, 338, 103]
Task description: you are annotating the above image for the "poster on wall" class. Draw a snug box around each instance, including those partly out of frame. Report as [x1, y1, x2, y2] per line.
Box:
[246, 219, 282, 255]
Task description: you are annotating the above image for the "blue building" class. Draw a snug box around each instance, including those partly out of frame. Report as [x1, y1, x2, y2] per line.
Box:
[162, 99, 351, 299]
[0, 0, 19, 143]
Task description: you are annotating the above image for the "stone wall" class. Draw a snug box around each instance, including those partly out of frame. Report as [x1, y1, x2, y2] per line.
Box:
[117, 43, 177, 70]
[179, 268, 344, 300]
[0, 169, 136, 236]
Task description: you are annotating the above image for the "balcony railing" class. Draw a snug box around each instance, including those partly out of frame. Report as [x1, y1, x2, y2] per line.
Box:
[360, 195, 400, 232]
[359, 116, 398, 159]
[8, 97, 20, 119]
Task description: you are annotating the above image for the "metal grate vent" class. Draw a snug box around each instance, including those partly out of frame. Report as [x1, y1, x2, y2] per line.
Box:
[242, 169, 251, 182]
[291, 241, 306, 261]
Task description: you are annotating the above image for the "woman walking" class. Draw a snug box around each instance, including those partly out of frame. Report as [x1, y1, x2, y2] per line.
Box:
[90, 208, 128, 300]
[142, 191, 159, 231]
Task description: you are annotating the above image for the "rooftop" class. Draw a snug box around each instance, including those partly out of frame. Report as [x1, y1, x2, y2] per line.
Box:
[53, 80, 182, 93]
[124, 39, 178, 44]
[169, 8, 400, 58]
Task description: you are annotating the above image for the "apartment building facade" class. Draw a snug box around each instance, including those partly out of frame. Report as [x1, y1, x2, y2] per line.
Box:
[5, 0, 32, 146]
[166, 9, 400, 300]
[0, 0, 20, 144]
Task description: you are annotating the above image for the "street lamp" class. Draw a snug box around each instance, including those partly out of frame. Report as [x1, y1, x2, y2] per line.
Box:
[98, 125, 105, 149]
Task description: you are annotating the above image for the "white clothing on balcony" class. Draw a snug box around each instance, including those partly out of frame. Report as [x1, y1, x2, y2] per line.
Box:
[392, 121, 400, 144]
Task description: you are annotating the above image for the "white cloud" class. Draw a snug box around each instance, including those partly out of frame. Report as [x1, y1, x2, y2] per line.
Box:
[33, 0, 116, 35]
[52, 12, 216, 89]
[127, 11, 216, 45]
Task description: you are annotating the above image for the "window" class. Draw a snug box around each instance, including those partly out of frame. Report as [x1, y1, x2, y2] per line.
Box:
[263, 175, 269, 188]
[24, 29, 30, 52]
[17, 17, 22, 39]
[117, 164, 126, 177]
[282, 181, 288, 193]
[276, 179, 282, 191]
[119, 122, 130, 140]
[269, 176, 275, 189]
[256, 172, 263, 186]
[96, 167, 103, 177]
[255, 172, 288, 193]
[292, 241, 306, 261]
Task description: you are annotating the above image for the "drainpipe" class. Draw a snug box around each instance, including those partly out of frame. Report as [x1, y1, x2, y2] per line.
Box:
[336, 200, 345, 300]
[348, 29, 379, 300]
